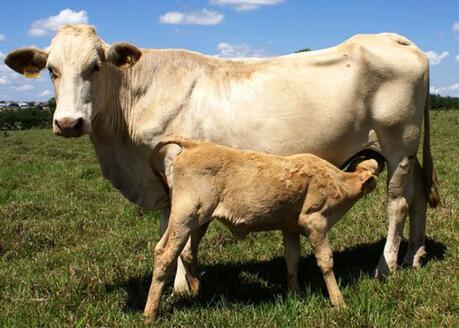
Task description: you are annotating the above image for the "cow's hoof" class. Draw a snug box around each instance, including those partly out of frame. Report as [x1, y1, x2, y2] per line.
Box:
[402, 246, 426, 269]
[374, 256, 396, 279]
[173, 276, 192, 295]
[186, 275, 200, 297]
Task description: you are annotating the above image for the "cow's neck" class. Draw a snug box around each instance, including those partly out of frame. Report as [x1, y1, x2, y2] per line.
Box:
[87, 54, 200, 209]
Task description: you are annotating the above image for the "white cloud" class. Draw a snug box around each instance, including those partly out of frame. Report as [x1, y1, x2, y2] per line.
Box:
[38, 90, 52, 97]
[0, 75, 9, 86]
[0, 63, 11, 74]
[0, 51, 5, 60]
[210, 0, 285, 11]
[216, 42, 268, 58]
[426, 50, 449, 65]
[430, 83, 459, 97]
[16, 84, 35, 91]
[453, 21, 459, 41]
[159, 8, 224, 25]
[452, 21, 459, 33]
[0, 34, 6, 41]
[28, 9, 89, 37]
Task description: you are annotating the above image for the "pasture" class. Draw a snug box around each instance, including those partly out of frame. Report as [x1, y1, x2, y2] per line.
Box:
[0, 110, 458, 327]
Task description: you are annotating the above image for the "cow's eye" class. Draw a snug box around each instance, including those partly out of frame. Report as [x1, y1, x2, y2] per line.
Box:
[48, 67, 59, 79]
[92, 63, 101, 73]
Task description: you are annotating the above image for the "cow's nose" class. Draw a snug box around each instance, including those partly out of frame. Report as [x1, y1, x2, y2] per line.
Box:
[54, 117, 84, 137]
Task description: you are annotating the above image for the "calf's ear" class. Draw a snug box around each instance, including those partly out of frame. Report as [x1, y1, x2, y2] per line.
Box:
[106, 42, 142, 69]
[5, 48, 48, 78]
[361, 175, 377, 194]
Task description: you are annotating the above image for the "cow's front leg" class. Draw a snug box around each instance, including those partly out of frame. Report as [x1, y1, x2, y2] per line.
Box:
[159, 207, 192, 294]
[375, 156, 414, 277]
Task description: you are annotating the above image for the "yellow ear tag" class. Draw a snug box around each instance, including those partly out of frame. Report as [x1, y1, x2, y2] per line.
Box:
[23, 66, 40, 79]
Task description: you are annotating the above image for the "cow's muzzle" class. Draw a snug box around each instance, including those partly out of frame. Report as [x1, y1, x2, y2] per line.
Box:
[54, 117, 84, 138]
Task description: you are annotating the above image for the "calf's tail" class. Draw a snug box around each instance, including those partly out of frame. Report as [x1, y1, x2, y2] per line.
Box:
[150, 136, 201, 198]
[152, 135, 201, 158]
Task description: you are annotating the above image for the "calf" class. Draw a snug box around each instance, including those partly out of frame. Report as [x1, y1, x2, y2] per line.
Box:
[144, 136, 381, 320]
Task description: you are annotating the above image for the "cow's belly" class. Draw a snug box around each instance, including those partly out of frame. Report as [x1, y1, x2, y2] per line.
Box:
[206, 107, 373, 166]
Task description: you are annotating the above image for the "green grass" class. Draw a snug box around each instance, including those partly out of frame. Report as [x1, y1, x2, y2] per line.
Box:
[1, 110, 458, 327]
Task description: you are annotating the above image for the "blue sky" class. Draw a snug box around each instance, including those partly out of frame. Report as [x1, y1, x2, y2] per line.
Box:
[0, 0, 458, 101]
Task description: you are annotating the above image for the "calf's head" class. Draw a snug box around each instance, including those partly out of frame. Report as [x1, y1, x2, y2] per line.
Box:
[352, 159, 381, 195]
[4, 24, 142, 138]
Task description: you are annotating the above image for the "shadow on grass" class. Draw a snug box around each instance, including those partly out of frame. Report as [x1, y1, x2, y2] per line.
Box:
[106, 237, 446, 313]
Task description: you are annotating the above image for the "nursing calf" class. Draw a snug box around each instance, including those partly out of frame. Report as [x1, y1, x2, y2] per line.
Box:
[144, 136, 381, 320]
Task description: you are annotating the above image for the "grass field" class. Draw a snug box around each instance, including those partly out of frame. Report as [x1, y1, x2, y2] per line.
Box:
[0, 110, 458, 327]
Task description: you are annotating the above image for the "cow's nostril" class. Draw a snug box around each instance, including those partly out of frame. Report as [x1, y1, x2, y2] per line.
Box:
[54, 119, 62, 130]
[74, 118, 83, 131]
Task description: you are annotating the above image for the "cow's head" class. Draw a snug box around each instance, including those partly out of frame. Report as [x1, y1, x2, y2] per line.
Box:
[4, 24, 142, 138]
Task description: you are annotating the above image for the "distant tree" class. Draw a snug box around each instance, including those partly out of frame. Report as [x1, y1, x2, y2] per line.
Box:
[47, 97, 56, 110]
[294, 48, 311, 53]
[429, 94, 459, 109]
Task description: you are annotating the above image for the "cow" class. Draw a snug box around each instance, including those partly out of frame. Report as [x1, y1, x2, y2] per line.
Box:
[4, 24, 439, 293]
[144, 136, 382, 320]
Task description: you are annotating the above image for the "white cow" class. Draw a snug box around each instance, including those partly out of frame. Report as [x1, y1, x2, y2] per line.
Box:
[5, 24, 439, 293]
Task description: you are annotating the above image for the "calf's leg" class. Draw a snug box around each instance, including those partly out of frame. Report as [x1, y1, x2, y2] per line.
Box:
[300, 213, 345, 307]
[282, 231, 301, 293]
[179, 221, 210, 296]
[159, 207, 193, 294]
[144, 213, 195, 321]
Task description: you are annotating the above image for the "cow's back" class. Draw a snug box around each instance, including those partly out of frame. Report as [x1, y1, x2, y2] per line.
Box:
[174, 33, 429, 165]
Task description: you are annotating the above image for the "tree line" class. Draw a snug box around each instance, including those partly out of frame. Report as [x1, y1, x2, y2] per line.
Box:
[430, 94, 459, 109]
[1, 95, 458, 131]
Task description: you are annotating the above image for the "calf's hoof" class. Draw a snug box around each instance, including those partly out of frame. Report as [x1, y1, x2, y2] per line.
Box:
[330, 294, 346, 308]
[143, 310, 158, 323]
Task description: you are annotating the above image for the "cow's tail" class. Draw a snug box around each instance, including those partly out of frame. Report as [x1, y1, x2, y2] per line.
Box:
[422, 74, 440, 208]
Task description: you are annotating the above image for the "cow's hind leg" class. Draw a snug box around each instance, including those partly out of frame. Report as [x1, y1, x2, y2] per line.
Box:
[375, 156, 415, 277]
[403, 159, 427, 268]
[159, 207, 193, 295]
[282, 231, 301, 294]
[144, 212, 196, 321]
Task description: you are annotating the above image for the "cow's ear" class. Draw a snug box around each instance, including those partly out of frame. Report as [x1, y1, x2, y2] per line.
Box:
[106, 42, 142, 69]
[5, 48, 48, 78]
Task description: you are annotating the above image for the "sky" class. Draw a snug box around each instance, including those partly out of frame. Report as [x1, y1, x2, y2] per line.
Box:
[0, 0, 458, 101]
